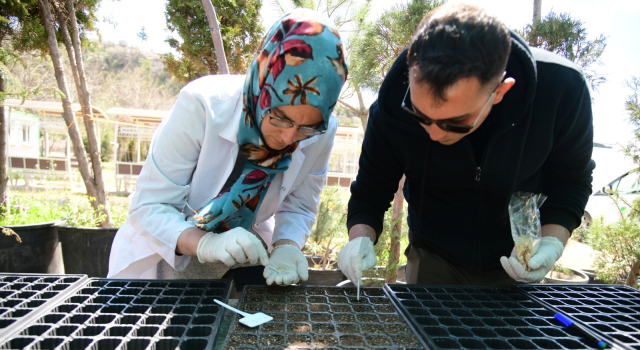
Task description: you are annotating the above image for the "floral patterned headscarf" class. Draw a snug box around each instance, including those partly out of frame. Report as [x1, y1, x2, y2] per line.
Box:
[190, 9, 347, 233]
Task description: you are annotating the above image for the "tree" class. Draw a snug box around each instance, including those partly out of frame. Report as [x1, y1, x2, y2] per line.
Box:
[35, 0, 113, 226]
[519, 11, 607, 92]
[622, 77, 640, 167]
[346, 0, 441, 283]
[533, 0, 542, 23]
[585, 77, 640, 289]
[137, 26, 148, 44]
[200, 0, 228, 74]
[349, 0, 442, 127]
[163, 0, 263, 84]
[0, 0, 38, 211]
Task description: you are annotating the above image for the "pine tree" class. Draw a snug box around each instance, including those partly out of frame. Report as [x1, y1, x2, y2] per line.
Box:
[163, 0, 263, 84]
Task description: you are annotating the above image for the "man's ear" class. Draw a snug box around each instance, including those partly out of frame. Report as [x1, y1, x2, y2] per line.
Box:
[492, 77, 515, 105]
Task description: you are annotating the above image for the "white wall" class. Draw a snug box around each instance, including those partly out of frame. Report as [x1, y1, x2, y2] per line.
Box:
[6, 109, 40, 158]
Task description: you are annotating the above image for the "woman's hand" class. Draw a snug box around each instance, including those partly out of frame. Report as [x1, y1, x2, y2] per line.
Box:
[263, 241, 308, 285]
[194, 227, 269, 267]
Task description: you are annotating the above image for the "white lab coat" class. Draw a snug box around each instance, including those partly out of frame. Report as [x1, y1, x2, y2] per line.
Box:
[108, 75, 336, 279]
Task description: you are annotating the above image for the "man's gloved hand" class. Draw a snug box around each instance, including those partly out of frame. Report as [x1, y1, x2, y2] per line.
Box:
[196, 227, 269, 267]
[500, 236, 564, 283]
[263, 245, 308, 286]
[337, 237, 377, 287]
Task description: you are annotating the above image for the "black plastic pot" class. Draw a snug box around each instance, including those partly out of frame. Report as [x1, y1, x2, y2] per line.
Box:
[302, 255, 346, 286]
[56, 225, 119, 277]
[581, 268, 607, 284]
[544, 267, 589, 284]
[0, 221, 64, 274]
[372, 264, 407, 282]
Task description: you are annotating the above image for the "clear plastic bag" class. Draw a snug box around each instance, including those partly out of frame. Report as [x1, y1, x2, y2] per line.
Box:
[508, 192, 547, 270]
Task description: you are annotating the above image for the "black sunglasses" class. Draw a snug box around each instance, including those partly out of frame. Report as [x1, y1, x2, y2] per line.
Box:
[401, 82, 498, 134]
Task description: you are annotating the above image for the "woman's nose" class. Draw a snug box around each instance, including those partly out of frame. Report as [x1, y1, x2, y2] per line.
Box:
[281, 127, 298, 145]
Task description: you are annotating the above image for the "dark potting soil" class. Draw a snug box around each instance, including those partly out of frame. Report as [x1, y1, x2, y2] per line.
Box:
[222, 285, 423, 349]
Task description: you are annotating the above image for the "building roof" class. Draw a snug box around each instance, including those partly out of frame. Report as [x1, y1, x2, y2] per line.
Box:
[3, 99, 109, 120]
[336, 125, 362, 136]
[105, 107, 167, 124]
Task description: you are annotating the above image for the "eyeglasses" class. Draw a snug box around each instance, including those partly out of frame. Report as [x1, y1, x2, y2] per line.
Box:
[401, 84, 496, 134]
[267, 109, 325, 136]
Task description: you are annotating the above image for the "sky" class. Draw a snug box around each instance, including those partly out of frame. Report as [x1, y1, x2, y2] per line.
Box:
[93, 0, 640, 149]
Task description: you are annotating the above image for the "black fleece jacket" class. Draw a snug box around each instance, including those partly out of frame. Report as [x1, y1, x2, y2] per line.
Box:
[347, 32, 595, 271]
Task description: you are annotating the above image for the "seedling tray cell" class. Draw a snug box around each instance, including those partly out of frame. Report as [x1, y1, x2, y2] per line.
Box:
[221, 285, 425, 349]
[516, 284, 640, 350]
[0, 278, 231, 350]
[385, 284, 600, 350]
[0, 273, 87, 339]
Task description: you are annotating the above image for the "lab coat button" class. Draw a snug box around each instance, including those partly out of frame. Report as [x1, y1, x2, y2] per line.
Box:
[281, 187, 286, 191]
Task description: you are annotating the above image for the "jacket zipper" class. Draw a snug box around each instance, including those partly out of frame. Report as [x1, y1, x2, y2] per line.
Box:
[469, 122, 516, 271]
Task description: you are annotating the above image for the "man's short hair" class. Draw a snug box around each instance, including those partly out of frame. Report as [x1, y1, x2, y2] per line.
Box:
[407, 3, 511, 101]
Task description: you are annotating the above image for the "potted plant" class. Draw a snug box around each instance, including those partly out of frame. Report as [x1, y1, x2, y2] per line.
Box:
[544, 264, 589, 284]
[580, 268, 606, 284]
[0, 191, 66, 274]
[55, 194, 129, 277]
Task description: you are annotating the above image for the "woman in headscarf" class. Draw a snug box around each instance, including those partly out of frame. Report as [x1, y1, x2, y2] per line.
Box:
[108, 9, 348, 290]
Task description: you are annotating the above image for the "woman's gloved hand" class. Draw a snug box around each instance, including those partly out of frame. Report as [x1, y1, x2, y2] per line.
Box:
[500, 236, 564, 283]
[196, 227, 269, 267]
[263, 245, 308, 285]
[337, 237, 377, 287]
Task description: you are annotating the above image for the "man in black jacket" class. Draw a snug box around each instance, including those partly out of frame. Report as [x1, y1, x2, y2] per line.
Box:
[337, 3, 595, 285]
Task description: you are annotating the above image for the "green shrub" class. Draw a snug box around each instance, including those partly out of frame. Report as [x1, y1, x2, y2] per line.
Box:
[303, 185, 410, 278]
[584, 218, 640, 288]
[0, 192, 68, 225]
[0, 190, 129, 228]
[305, 186, 349, 269]
[364, 203, 409, 280]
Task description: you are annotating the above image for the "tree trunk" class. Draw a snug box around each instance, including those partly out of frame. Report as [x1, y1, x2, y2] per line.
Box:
[385, 175, 406, 283]
[65, 0, 113, 227]
[39, 0, 99, 208]
[533, 0, 542, 23]
[53, 3, 83, 103]
[626, 259, 640, 287]
[0, 75, 8, 209]
[355, 86, 368, 131]
[337, 86, 369, 132]
[528, 0, 542, 47]
[201, 0, 229, 74]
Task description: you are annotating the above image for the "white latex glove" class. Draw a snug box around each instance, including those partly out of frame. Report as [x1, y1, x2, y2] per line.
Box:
[196, 227, 268, 267]
[500, 236, 564, 283]
[337, 237, 377, 287]
[263, 245, 308, 286]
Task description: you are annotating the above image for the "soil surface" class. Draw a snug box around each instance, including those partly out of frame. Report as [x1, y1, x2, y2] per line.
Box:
[222, 286, 422, 349]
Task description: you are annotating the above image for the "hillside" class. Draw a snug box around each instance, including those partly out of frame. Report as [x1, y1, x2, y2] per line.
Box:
[8, 41, 365, 129]
[8, 42, 182, 111]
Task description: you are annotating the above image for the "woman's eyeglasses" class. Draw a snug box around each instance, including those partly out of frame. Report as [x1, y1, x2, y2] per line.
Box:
[401, 84, 496, 134]
[268, 110, 325, 136]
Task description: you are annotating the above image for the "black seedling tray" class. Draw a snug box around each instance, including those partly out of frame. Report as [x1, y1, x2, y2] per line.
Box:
[515, 284, 640, 350]
[0, 273, 87, 339]
[385, 284, 600, 350]
[221, 285, 425, 349]
[0, 278, 232, 350]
